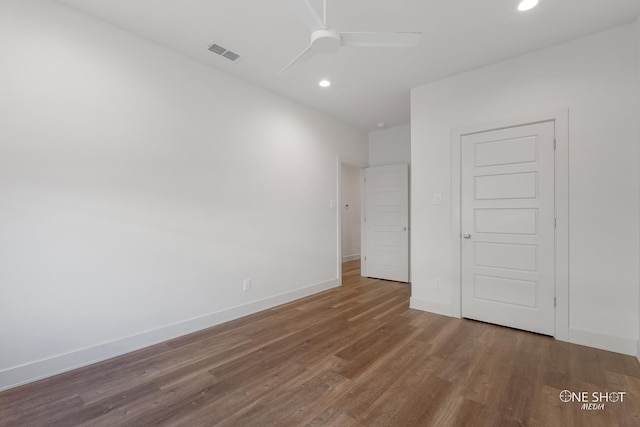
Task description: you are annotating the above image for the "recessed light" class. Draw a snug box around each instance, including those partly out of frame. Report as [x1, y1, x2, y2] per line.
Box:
[318, 79, 331, 88]
[377, 122, 385, 128]
[517, 0, 539, 11]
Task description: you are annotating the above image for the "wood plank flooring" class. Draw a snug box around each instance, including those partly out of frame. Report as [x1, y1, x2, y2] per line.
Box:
[2, 260, 640, 426]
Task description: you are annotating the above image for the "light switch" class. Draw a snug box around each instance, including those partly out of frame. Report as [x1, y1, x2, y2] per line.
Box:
[433, 193, 442, 206]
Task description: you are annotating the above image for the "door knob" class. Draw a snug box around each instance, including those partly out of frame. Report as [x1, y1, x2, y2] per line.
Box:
[463, 233, 471, 239]
[402, 227, 408, 231]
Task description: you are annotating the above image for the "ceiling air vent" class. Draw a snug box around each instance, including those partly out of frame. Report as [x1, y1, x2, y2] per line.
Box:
[207, 43, 242, 62]
[222, 51, 240, 61]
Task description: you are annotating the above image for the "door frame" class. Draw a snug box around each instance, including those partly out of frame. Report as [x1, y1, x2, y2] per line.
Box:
[337, 156, 368, 285]
[451, 110, 569, 341]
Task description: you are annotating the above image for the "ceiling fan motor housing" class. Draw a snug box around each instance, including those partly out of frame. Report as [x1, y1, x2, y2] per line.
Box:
[311, 28, 341, 53]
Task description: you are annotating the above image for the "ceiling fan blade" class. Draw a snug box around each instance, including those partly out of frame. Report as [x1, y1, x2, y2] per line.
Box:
[340, 32, 422, 47]
[278, 45, 316, 76]
[290, 0, 326, 31]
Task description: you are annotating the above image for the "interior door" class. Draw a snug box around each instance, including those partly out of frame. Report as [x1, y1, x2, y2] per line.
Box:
[363, 164, 409, 283]
[461, 121, 555, 335]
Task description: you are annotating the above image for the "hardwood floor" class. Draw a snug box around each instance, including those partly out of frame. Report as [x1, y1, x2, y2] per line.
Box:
[2, 260, 640, 426]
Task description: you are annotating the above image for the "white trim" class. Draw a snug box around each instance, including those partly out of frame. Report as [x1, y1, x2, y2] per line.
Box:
[0, 278, 339, 392]
[342, 254, 361, 262]
[451, 127, 462, 318]
[450, 110, 570, 341]
[637, 13, 640, 365]
[337, 156, 368, 285]
[569, 328, 638, 356]
[410, 297, 453, 317]
[554, 111, 570, 342]
[359, 168, 366, 278]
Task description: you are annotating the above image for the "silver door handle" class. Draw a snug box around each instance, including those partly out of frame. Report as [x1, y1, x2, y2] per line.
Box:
[463, 233, 471, 239]
[402, 227, 408, 231]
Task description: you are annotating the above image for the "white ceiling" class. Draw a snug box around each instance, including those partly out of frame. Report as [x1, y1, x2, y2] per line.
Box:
[55, 0, 640, 131]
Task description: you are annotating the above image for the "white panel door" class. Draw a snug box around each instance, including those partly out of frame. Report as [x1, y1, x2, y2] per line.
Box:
[363, 164, 409, 283]
[461, 122, 555, 335]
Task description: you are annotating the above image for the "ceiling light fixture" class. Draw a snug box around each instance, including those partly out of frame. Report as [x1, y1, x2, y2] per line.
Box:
[377, 122, 386, 128]
[318, 79, 331, 88]
[517, 0, 539, 12]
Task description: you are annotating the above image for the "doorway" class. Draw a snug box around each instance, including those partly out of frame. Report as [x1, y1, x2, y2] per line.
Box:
[451, 111, 569, 340]
[341, 163, 363, 263]
[461, 121, 555, 335]
[338, 158, 366, 285]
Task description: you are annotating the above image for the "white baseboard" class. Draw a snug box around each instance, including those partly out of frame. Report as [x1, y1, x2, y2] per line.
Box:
[0, 278, 339, 392]
[568, 328, 637, 357]
[342, 254, 361, 262]
[409, 297, 455, 318]
[409, 298, 638, 357]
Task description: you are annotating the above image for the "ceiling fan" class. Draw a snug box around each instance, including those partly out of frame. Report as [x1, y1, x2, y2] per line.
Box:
[279, 0, 422, 75]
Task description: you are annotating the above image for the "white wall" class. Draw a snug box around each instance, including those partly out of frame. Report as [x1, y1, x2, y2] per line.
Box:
[411, 23, 640, 355]
[0, 0, 367, 390]
[369, 124, 411, 167]
[341, 164, 361, 262]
